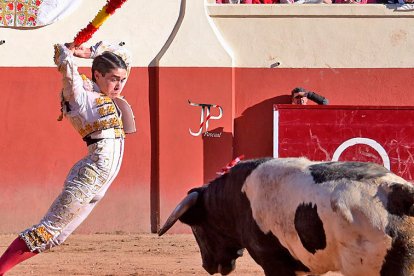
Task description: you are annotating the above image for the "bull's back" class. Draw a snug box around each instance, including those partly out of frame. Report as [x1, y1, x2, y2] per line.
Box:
[241, 158, 413, 275]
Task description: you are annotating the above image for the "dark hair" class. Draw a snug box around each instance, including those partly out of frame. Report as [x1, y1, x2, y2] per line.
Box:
[91, 51, 127, 82]
[291, 87, 306, 96]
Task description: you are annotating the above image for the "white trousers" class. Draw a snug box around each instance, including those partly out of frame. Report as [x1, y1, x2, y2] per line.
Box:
[20, 138, 124, 252]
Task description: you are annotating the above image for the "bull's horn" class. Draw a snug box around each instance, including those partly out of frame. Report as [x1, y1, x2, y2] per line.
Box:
[158, 191, 199, 236]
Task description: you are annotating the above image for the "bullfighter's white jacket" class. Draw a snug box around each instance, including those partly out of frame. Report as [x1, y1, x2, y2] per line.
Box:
[53, 42, 134, 139]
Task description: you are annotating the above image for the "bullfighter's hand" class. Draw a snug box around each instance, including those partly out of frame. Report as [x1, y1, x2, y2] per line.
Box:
[65, 42, 92, 58]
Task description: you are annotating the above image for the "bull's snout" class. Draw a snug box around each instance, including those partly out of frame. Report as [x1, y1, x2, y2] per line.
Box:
[203, 260, 236, 275]
[218, 259, 236, 275]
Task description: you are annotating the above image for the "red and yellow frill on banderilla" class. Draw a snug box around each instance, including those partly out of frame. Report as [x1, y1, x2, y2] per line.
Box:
[73, 0, 128, 46]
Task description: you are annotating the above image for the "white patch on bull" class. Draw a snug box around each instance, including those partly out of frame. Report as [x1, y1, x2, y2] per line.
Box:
[330, 179, 389, 228]
[241, 157, 394, 275]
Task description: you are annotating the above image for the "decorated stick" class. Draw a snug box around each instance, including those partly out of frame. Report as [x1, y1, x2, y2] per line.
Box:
[73, 0, 128, 46]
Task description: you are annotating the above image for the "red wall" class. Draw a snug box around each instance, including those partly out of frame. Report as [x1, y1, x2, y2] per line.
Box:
[234, 68, 414, 160]
[153, 67, 234, 232]
[1, 66, 414, 233]
[0, 67, 151, 233]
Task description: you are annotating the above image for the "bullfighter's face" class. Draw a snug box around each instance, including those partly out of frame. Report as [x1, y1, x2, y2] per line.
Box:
[94, 68, 128, 99]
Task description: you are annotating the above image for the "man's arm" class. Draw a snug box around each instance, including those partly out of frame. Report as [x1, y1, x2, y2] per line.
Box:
[306, 91, 329, 105]
[53, 43, 88, 105]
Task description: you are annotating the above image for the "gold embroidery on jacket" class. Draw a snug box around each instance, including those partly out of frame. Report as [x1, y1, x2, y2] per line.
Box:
[77, 96, 125, 138]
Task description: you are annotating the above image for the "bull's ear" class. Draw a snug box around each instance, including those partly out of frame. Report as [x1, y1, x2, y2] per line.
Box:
[158, 191, 199, 236]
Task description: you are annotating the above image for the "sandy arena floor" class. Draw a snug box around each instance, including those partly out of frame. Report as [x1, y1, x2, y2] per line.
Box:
[0, 233, 264, 276]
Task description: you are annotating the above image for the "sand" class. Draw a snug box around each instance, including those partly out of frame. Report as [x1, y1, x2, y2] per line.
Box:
[0, 233, 263, 276]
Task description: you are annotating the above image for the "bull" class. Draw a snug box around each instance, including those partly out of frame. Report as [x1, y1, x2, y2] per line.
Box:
[158, 157, 414, 276]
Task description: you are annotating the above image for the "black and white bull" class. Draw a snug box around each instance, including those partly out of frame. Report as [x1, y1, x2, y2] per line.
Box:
[158, 157, 414, 276]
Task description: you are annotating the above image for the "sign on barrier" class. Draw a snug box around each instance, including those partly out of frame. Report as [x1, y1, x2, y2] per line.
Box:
[273, 105, 414, 181]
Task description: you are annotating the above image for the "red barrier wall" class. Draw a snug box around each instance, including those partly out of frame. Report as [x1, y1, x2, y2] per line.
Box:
[2, 66, 414, 233]
[153, 67, 234, 232]
[234, 68, 414, 160]
[273, 105, 414, 182]
[0, 67, 151, 233]
[154, 67, 414, 232]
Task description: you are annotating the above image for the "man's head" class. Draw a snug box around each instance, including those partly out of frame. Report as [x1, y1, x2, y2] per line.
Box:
[92, 51, 128, 99]
[291, 87, 308, 105]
